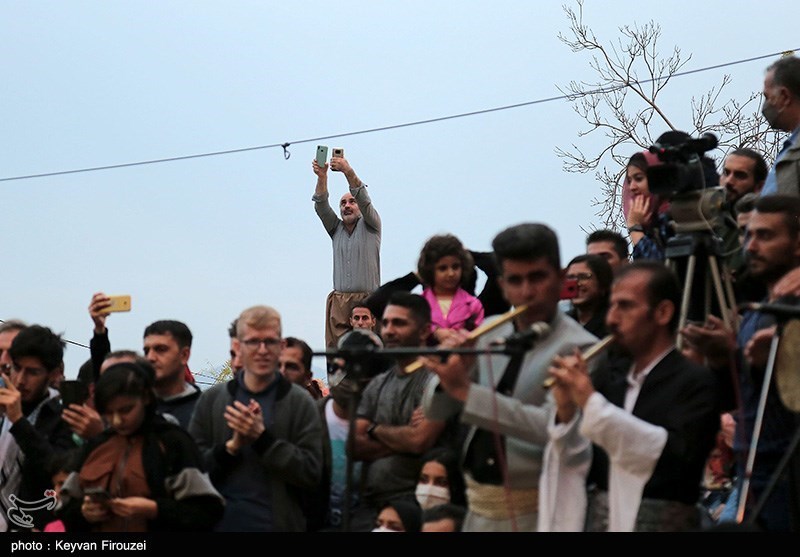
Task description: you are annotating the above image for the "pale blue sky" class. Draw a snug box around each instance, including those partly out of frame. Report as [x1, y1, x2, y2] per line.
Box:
[1, 1, 796, 384]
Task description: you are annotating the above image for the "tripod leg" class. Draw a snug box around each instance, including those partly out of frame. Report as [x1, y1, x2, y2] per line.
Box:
[708, 255, 734, 329]
[676, 255, 697, 351]
[737, 334, 782, 524]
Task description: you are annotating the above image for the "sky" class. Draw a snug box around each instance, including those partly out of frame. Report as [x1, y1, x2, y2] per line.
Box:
[2, 1, 797, 386]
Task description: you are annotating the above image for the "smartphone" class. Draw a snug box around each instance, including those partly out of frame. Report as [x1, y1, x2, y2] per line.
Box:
[84, 486, 112, 503]
[332, 147, 344, 159]
[99, 295, 131, 314]
[60, 380, 90, 407]
[316, 145, 329, 166]
[559, 278, 579, 300]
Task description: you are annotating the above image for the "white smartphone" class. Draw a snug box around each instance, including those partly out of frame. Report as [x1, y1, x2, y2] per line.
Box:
[316, 145, 329, 166]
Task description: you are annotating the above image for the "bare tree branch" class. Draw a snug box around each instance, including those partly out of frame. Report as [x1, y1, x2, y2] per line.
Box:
[556, 0, 781, 231]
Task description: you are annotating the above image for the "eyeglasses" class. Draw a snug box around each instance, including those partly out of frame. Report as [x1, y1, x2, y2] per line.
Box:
[240, 338, 282, 349]
[566, 272, 594, 283]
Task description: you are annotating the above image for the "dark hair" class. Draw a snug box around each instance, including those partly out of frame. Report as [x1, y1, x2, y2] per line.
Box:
[349, 302, 374, 318]
[284, 336, 312, 374]
[417, 234, 475, 290]
[627, 151, 650, 173]
[567, 254, 614, 299]
[93, 361, 156, 417]
[492, 223, 560, 272]
[385, 292, 431, 328]
[228, 318, 238, 339]
[421, 503, 466, 532]
[420, 447, 467, 507]
[754, 194, 800, 238]
[380, 498, 422, 533]
[9, 325, 65, 372]
[586, 229, 629, 261]
[616, 261, 682, 333]
[730, 148, 769, 185]
[46, 450, 77, 478]
[767, 55, 800, 99]
[143, 320, 193, 348]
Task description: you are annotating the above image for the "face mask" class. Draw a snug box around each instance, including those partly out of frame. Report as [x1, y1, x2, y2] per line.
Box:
[415, 482, 450, 510]
[762, 102, 781, 129]
[372, 526, 400, 533]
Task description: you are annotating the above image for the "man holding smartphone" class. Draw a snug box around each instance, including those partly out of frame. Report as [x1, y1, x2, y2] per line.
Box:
[311, 151, 382, 352]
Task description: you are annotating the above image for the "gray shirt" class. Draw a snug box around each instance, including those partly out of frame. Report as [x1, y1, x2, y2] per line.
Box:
[313, 184, 381, 292]
[357, 364, 433, 504]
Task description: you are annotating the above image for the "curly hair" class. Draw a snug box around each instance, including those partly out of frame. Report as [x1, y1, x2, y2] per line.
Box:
[417, 234, 475, 290]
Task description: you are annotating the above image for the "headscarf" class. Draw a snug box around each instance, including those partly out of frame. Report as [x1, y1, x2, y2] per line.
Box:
[621, 150, 670, 228]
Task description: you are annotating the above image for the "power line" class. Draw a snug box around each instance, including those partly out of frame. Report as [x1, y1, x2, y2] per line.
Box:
[0, 47, 795, 184]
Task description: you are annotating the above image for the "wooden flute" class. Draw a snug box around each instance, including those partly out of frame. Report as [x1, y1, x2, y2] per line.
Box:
[404, 304, 529, 374]
[542, 333, 615, 389]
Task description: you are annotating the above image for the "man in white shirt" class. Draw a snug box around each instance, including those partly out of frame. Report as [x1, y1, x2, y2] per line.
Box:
[542, 261, 720, 532]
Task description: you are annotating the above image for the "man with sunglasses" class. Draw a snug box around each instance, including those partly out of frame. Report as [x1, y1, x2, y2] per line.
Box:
[189, 305, 322, 532]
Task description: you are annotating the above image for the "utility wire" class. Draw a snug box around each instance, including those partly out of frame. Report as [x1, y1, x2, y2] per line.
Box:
[0, 47, 795, 183]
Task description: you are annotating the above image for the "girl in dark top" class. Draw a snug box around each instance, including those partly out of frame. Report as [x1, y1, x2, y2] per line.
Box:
[58, 361, 223, 532]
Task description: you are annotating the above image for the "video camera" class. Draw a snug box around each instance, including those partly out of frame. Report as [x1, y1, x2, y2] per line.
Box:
[646, 132, 718, 197]
[645, 131, 725, 234]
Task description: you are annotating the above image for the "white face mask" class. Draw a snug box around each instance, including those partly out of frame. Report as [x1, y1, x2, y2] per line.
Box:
[415, 483, 450, 510]
[372, 526, 400, 533]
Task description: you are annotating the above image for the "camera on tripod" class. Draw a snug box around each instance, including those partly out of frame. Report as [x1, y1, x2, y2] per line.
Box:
[646, 131, 725, 234]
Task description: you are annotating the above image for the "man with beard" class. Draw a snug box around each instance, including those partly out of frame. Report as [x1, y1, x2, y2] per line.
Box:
[717, 149, 768, 293]
[759, 55, 800, 197]
[683, 194, 800, 530]
[350, 292, 447, 530]
[312, 153, 382, 351]
[542, 262, 720, 532]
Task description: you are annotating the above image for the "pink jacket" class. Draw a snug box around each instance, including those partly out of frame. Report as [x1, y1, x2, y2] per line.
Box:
[422, 287, 485, 333]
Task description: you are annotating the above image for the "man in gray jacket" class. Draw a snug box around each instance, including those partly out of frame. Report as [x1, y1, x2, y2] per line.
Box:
[189, 305, 323, 532]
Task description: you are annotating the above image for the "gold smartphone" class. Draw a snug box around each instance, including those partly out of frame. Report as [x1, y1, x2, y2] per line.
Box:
[332, 147, 344, 159]
[100, 295, 132, 314]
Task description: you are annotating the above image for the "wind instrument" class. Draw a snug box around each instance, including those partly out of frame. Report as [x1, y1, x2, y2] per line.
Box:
[542, 334, 615, 389]
[404, 305, 529, 374]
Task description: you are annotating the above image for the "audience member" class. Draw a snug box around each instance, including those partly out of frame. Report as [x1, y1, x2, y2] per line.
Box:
[682, 194, 800, 531]
[58, 361, 224, 532]
[586, 229, 629, 271]
[623, 150, 670, 261]
[564, 254, 613, 338]
[312, 153, 381, 351]
[188, 305, 323, 531]
[280, 336, 326, 400]
[759, 55, 800, 197]
[415, 447, 467, 510]
[349, 302, 377, 332]
[415, 234, 485, 344]
[87, 293, 200, 429]
[0, 324, 77, 532]
[351, 292, 448, 530]
[421, 503, 466, 532]
[372, 498, 422, 533]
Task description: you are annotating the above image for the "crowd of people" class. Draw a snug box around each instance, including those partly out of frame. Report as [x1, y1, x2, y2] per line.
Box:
[1, 55, 800, 534]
